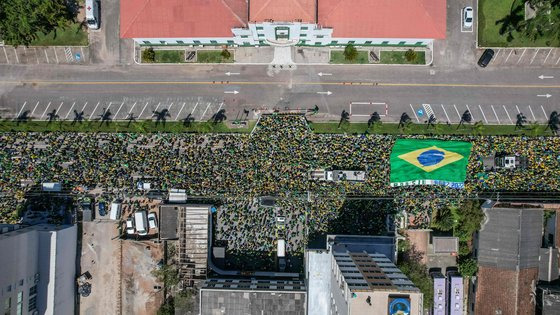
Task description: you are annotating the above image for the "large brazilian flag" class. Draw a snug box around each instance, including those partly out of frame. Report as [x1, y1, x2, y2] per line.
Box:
[390, 139, 472, 189]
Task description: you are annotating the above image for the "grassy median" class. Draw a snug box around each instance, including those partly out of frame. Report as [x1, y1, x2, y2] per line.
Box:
[330, 50, 369, 64]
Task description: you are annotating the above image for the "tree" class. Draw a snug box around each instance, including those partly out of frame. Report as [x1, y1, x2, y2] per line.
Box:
[454, 200, 484, 242]
[152, 264, 179, 288]
[221, 48, 231, 59]
[431, 206, 459, 231]
[405, 49, 418, 62]
[142, 48, 156, 63]
[0, 0, 73, 46]
[458, 257, 478, 277]
[343, 44, 358, 61]
[520, 0, 560, 41]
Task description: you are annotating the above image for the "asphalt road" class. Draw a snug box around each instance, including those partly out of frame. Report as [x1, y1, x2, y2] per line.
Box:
[0, 64, 557, 124]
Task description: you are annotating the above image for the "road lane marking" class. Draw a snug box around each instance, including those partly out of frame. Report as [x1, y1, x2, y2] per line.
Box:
[201, 102, 212, 120]
[409, 104, 419, 122]
[515, 105, 521, 114]
[65, 102, 75, 119]
[441, 104, 450, 122]
[529, 49, 539, 64]
[55, 102, 63, 115]
[541, 105, 548, 118]
[31, 101, 40, 117]
[453, 104, 461, 120]
[89, 102, 100, 120]
[138, 102, 149, 118]
[17, 101, 27, 117]
[503, 105, 513, 124]
[528, 105, 536, 121]
[543, 49, 552, 64]
[128, 102, 137, 114]
[2, 47, 9, 64]
[114, 102, 125, 119]
[505, 50, 514, 63]
[516, 49, 526, 64]
[466, 104, 475, 121]
[81, 102, 88, 113]
[491, 105, 500, 124]
[478, 105, 488, 123]
[40, 102, 52, 119]
[175, 102, 186, 120]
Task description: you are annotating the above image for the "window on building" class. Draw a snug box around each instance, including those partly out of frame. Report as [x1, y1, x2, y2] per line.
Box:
[193, 40, 201, 44]
[227, 40, 234, 44]
[29, 285, 37, 296]
[16, 292, 23, 315]
[398, 41, 406, 45]
[6, 285, 11, 293]
[315, 42, 321, 45]
[17, 293, 22, 304]
[240, 35, 249, 38]
[160, 41, 166, 44]
[317, 35, 324, 38]
[365, 41, 372, 44]
[28, 296, 36, 312]
[176, 40, 184, 44]
[301, 26, 308, 30]
[256, 26, 263, 30]
[300, 33, 307, 37]
[330, 40, 338, 44]
[19, 280, 23, 286]
[381, 41, 389, 45]
[210, 40, 217, 44]
[415, 41, 423, 45]
[143, 41, 150, 44]
[243, 42, 250, 46]
[258, 33, 264, 37]
[348, 41, 355, 44]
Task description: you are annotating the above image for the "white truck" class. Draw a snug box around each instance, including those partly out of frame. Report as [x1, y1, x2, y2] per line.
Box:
[109, 201, 122, 220]
[134, 211, 148, 236]
[85, 0, 100, 30]
[309, 169, 366, 182]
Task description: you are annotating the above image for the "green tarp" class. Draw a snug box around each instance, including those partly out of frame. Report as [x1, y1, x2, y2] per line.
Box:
[390, 139, 472, 189]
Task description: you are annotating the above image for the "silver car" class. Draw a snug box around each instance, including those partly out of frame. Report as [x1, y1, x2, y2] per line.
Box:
[463, 7, 474, 28]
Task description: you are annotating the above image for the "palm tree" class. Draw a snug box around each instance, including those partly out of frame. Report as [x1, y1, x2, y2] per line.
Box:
[515, 113, 527, 130]
[338, 110, 350, 128]
[398, 113, 411, 129]
[458, 110, 472, 129]
[472, 121, 485, 135]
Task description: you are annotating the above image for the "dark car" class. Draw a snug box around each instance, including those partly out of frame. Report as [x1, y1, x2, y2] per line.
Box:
[477, 49, 494, 67]
[98, 202, 106, 216]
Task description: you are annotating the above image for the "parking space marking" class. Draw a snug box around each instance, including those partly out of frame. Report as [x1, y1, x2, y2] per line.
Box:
[13, 47, 19, 63]
[81, 102, 88, 113]
[201, 102, 212, 120]
[138, 102, 149, 118]
[556, 55, 560, 65]
[190, 102, 199, 116]
[529, 49, 539, 64]
[64, 47, 73, 62]
[505, 50, 514, 63]
[34, 48, 39, 64]
[516, 49, 526, 64]
[65, 102, 76, 119]
[53, 47, 59, 64]
[515, 105, 521, 114]
[80, 47, 84, 62]
[114, 102, 125, 119]
[31, 102, 40, 117]
[528, 105, 536, 121]
[453, 104, 461, 120]
[16, 101, 27, 117]
[422, 104, 434, 117]
[543, 49, 552, 64]
[478, 105, 488, 123]
[89, 102, 100, 120]
[441, 104, 450, 122]
[216, 102, 224, 113]
[40, 102, 52, 119]
[55, 102, 64, 116]
[175, 102, 186, 120]
[128, 102, 137, 115]
[2, 47, 8, 64]
[541, 105, 548, 118]
[491, 105, 500, 124]
[409, 104, 419, 122]
[503, 105, 513, 124]
[44, 50, 49, 63]
[466, 104, 475, 121]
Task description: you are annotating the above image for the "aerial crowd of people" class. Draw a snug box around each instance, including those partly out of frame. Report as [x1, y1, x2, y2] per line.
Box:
[0, 114, 559, 255]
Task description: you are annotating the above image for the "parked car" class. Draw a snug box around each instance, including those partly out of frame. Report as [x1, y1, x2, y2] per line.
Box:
[478, 49, 494, 67]
[126, 218, 135, 235]
[463, 7, 473, 28]
[148, 212, 158, 230]
[98, 202, 106, 216]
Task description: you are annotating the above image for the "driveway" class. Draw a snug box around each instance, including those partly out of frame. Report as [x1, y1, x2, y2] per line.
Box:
[89, 0, 133, 65]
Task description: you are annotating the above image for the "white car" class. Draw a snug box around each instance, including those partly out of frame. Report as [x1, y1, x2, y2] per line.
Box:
[463, 7, 473, 28]
[148, 212, 158, 230]
[126, 218, 135, 235]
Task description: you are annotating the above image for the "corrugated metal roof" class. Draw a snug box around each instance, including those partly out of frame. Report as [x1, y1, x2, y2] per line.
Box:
[318, 0, 446, 39]
[120, 0, 248, 38]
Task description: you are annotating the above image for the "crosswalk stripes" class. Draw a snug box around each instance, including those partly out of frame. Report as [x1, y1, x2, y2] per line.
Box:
[422, 104, 434, 118]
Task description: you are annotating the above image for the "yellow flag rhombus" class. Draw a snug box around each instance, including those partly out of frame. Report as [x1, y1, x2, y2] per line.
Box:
[397, 146, 464, 173]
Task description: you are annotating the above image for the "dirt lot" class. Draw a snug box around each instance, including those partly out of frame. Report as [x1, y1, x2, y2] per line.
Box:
[122, 240, 164, 315]
[79, 220, 164, 315]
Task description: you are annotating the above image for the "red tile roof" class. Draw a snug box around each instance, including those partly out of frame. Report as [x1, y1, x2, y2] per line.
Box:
[249, 0, 316, 23]
[120, 0, 248, 38]
[318, 0, 446, 39]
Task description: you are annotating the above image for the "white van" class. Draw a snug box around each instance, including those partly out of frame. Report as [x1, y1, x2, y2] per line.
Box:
[85, 0, 100, 30]
[134, 211, 148, 236]
[109, 201, 122, 220]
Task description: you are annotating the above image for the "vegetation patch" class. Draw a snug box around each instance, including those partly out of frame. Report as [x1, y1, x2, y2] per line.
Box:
[29, 22, 88, 46]
[196, 50, 234, 63]
[330, 50, 369, 64]
[153, 50, 186, 63]
[380, 50, 426, 64]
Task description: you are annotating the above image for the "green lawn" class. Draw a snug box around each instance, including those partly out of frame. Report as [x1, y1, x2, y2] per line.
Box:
[330, 50, 369, 64]
[478, 0, 560, 47]
[28, 22, 88, 46]
[0, 120, 254, 133]
[196, 50, 234, 63]
[309, 122, 554, 136]
[153, 50, 186, 63]
[380, 51, 426, 64]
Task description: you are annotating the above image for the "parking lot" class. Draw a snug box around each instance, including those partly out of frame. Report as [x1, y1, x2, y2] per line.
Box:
[0, 45, 89, 64]
[8, 96, 233, 122]
[482, 48, 560, 68]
